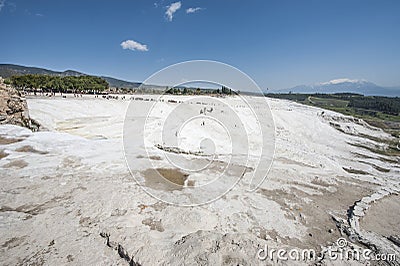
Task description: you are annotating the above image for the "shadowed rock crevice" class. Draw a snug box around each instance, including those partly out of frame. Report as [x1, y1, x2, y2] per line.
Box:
[100, 232, 142, 266]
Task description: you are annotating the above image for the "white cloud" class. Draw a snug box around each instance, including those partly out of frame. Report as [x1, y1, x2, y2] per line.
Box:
[186, 7, 203, 14]
[165, 1, 181, 21]
[120, 40, 149, 52]
[0, 0, 6, 12]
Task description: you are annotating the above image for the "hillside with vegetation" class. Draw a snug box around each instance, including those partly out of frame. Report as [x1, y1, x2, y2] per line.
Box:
[0, 64, 141, 89]
[5, 74, 109, 93]
[265, 93, 400, 136]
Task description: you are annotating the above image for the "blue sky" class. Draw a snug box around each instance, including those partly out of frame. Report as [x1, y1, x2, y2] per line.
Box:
[0, 0, 399, 90]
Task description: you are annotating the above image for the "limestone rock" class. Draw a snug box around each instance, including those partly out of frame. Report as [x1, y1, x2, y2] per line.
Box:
[0, 85, 40, 131]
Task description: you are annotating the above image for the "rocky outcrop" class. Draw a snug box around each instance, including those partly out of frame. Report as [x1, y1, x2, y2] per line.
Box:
[0, 85, 40, 131]
[155, 143, 206, 156]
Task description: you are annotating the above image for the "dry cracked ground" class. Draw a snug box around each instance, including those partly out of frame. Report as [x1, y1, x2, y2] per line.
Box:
[0, 93, 399, 265]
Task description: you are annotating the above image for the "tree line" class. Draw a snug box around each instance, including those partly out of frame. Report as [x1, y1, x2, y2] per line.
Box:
[165, 86, 235, 95]
[4, 74, 109, 92]
[348, 96, 400, 115]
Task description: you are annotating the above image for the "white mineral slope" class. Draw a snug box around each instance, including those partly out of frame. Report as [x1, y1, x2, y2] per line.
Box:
[0, 95, 398, 265]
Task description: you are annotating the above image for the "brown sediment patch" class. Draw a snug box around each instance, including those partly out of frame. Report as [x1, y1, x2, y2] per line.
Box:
[275, 157, 316, 168]
[371, 164, 391, 173]
[206, 159, 252, 178]
[342, 167, 368, 175]
[0, 194, 73, 218]
[187, 180, 196, 187]
[138, 202, 167, 214]
[60, 156, 81, 168]
[136, 155, 162, 160]
[257, 177, 376, 250]
[142, 217, 164, 232]
[0, 204, 43, 216]
[0, 136, 23, 145]
[290, 180, 329, 191]
[0, 150, 8, 159]
[360, 194, 400, 237]
[3, 159, 28, 169]
[310, 177, 332, 187]
[79, 217, 94, 227]
[1, 236, 26, 250]
[357, 160, 391, 173]
[349, 142, 400, 158]
[142, 168, 188, 191]
[352, 151, 377, 160]
[15, 145, 48, 155]
[352, 151, 398, 164]
[149, 155, 162, 160]
[148, 201, 168, 211]
[378, 156, 398, 164]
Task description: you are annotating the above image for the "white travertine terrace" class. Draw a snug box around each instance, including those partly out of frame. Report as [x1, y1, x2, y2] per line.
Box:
[0, 95, 398, 265]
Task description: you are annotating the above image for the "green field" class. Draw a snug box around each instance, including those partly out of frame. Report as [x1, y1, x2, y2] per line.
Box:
[265, 93, 400, 137]
[307, 96, 349, 108]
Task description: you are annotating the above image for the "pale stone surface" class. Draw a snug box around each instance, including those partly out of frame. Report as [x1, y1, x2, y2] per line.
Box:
[0, 94, 399, 265]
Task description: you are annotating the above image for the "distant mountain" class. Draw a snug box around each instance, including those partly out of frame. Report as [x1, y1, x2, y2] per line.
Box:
[0, 64, 83, 77]
[99, 76, 142, 89]
[0, 64, 143, 89]
[274, 78, 400, 97]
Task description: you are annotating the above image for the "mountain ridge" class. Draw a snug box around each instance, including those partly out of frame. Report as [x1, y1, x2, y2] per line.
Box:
[0, 64, 143, 89]
[272, 78, 400, 97]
